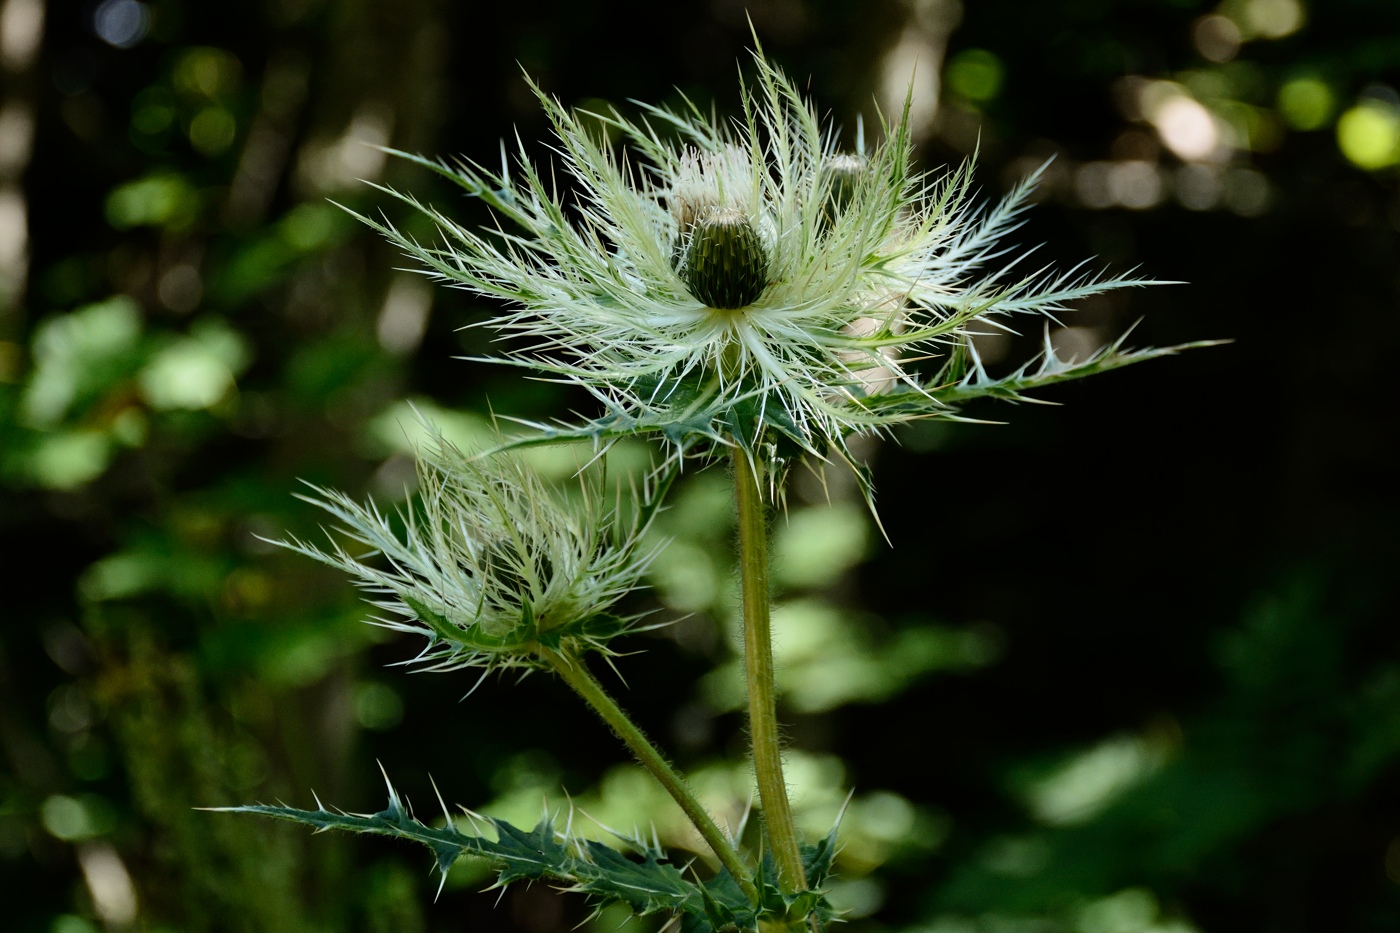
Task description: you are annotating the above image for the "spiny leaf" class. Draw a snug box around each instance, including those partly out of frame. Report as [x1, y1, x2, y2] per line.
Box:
[863, 336, 1227, 418]
[802, 826, 840, 890]
[212, 790, 761, 929]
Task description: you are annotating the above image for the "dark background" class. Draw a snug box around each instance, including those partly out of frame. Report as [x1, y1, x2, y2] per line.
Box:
[2, 0, 1398, 931]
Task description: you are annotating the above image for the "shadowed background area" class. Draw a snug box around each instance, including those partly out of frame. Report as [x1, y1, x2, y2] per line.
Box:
[1, 0, 1398, 931]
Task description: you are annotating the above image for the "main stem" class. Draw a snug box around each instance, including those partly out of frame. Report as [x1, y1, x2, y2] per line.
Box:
[732, 447, 807, 895]
[538, 645, 757, 903]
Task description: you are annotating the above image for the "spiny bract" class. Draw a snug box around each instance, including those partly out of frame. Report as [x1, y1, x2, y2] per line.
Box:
[276, 428, 662, 674]
[357, 50, 1170, 469]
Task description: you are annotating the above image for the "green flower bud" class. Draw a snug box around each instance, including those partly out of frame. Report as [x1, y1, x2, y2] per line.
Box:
[821, 153, 866, 224]
[675, 208, 771, 310]
[276, 426, 661, 674]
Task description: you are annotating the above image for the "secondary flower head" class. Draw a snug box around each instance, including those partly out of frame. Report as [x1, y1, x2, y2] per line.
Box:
[363, 50, 1183, 469]
[277, 429, 661, 674]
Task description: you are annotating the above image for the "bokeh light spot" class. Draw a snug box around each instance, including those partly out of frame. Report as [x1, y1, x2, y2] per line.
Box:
[157, 263, 203, 313]
[138, 320, 248, 411]
[30, 431, 111, 489]
[1336, 100, 1400, 170]
[79, 550, 162, 601]
[1024, 735, 1166, 826]
[1, 0, 45, 70]
[354, 682, 404, 731]
[946, 48, 1004, 103]
[827, 877, 884, 919]
[1078, 888, 1161, 933]
[1243, 0, 1305, 40]
[1107, 160, 1164, 210]
[104, 172, 199, 229]
[76, 843, 138, 925]
[774, 502, 869, 588]
[879, 27, 942, 140]
[1174, 164, 1223, 210]
[21, 297, 142, 430]
[189, 106, 236, 156]
[280, 202, 342, 251]
[1153, 96, 1220, 162]
[41, 795, 100, 840]
[1223, 167, 1272, 216]
[173, 47, 242, 99]
[131, 101, 174, 136]
[1074, 162, 1114, 209]
[1193, 14, 1241, 63]
[1277, 76, 1334, 130]
[138, 345, 232, 409]
[92, 0, 149, 50]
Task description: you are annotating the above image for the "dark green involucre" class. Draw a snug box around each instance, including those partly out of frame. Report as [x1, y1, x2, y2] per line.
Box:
[676, 208, 771, 310]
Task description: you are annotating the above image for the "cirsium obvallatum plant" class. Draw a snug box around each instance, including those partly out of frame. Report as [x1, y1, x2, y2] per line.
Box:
[219, 46, 1216, 932]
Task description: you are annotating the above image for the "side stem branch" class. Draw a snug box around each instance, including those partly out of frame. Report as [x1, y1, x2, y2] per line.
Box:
[539, 645, 757, 903]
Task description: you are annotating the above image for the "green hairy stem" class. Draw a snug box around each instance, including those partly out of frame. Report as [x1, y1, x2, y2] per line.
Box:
[733, 447, 807, 895]
[539, 645, 759, 903]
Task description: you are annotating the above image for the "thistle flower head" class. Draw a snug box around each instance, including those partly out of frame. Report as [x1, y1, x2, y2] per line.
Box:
[361, 50, 1175, 472]
[277, 431, 661, 674]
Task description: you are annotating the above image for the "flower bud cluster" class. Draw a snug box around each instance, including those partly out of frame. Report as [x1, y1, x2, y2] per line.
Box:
[278, 430, 658, 673]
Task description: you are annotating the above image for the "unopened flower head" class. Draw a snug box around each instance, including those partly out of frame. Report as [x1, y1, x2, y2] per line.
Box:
[669, 145, 765, 234]
[277, 431, 659, 674]
[362, 51, 1161, 461]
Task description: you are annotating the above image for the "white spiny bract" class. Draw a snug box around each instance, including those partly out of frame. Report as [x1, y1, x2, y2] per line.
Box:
[355, 51, 1159, 461]
[277, 432, 658, 673]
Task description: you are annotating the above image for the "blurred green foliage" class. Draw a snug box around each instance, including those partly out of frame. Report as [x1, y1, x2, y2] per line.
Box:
[2, 0, 1398, 932]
